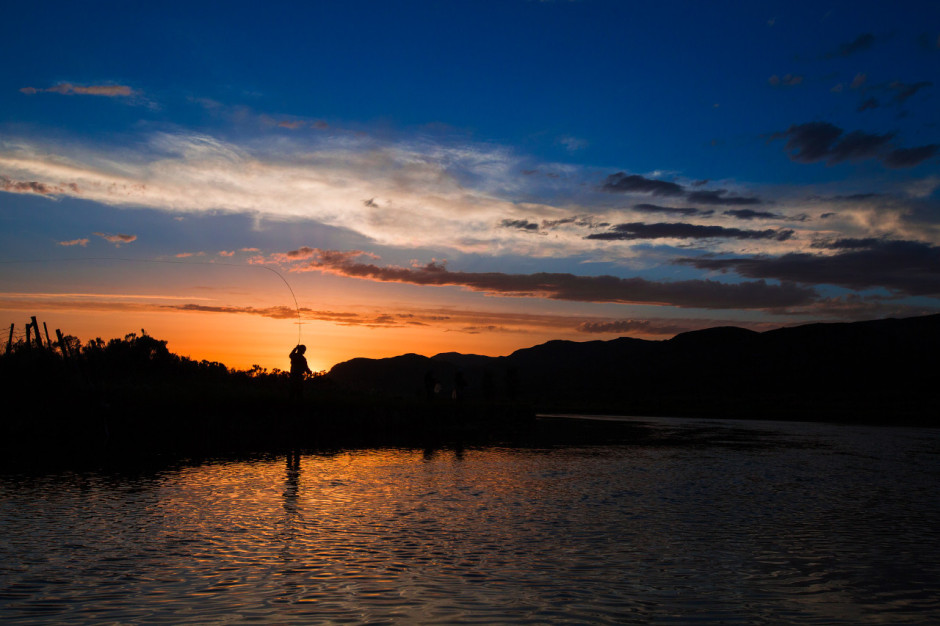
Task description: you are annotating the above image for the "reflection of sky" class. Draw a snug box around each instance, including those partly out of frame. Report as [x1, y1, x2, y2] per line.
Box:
[2, 434, 938, 622]
[1, 1, 939, 370]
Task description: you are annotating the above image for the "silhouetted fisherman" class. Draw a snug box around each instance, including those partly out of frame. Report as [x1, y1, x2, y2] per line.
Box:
[289, 344, 312, 401]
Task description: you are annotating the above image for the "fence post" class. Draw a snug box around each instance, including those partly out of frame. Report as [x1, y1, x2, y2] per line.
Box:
[26, 323, 32, 347]
[5, 323, 12, 354]
[30, 316, 43, 349]
[56, 329, 70, 359]
[43, 322, 53, 349]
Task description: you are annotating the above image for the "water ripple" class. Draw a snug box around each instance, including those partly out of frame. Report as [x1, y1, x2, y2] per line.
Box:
[1, 418, 938, 623]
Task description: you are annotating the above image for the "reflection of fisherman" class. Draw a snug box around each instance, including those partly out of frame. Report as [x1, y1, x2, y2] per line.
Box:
[289, 344, 312, 401]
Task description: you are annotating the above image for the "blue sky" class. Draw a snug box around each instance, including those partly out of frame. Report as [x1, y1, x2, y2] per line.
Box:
[2, 1, 939, 369]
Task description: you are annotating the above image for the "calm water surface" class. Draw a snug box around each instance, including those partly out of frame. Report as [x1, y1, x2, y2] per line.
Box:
[1, 416, 938, 624]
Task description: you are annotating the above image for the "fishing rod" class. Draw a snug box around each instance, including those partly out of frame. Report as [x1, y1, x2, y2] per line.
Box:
[0, 257, 304, 345]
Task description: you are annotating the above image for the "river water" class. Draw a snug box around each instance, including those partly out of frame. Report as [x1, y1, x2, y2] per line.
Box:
[1, 416, 938, 624]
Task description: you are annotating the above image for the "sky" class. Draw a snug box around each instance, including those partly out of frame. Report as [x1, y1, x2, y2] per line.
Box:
[1, 1, 939, 372]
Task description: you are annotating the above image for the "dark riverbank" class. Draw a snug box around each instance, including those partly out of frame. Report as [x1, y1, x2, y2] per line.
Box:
[328, 313, 940, 427]
[3, 314, 938, 465]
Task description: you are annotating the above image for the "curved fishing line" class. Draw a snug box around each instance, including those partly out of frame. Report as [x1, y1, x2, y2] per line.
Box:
[0, 257, 304, 345]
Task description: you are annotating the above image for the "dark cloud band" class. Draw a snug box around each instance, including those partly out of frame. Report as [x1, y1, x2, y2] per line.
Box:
[603, 173, 762, 205]
[679, 240, 940, 296]
[771, 121, 937, 169]
[586, 222, 793, 241]
[292, 248, 817, 310]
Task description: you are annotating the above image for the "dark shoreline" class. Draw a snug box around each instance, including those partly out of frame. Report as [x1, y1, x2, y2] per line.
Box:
[4, 398, 933, 473]
[3, 313, 938, 469]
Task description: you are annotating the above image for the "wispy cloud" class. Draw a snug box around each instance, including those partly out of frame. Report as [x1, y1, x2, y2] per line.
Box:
[889, 80, 932, 105]
[2, 131, 934, 266]
[826, 33, 876, 58]
[93, 232, 137, 245]
[768, 74, 803, 87]
[57, 238, 89, 247]
[633, 204, 714, 218]
[0, 133, 557, 255]
[20, 83, 135, 97]
[558, 135, 588, 152]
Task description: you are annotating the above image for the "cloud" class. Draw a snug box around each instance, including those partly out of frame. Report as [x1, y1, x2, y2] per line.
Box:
[686, 189, 762, 205]
[722, 209, 786, 220]
[770, 122, 905, 167]
[170, 303, 327, 321]
[289, 248, 817, 309]
[768, 74, 803, 86]
[576, 319, 688, 335]
[540, 216, 577, 227]
[500, 219, 540, 231]
[829, 33, 876, 58]
[1, 175, 80, 196]
[541, 216, 608, 229]
[0, 133, 576, 256]
[883, 145, 939, 169]
[167, 303, 412, 329]
[573, 317, 791, 336]
[634, 204, 714, 218]
[889, 81, 932, 105]
[93, 232, 137, 245]
[1, 177, 55, 194]
[811, 237, 882, 250]
[857, 97, 879, 112]
[586, 222, 793, 242]
[558, 135, 588, 152]
[603, 173, 684, 196]
[604, 173, 762, 205]
[778, 293, 939, 320]
[20, 83, 135, 97]
[2, 132, 790, 260]
[828, 130, 893, 162]
[159, 300, 620, 334]
[851, 73, 867, 89]
[772, 123, 843, 162]
[284, 246, 318, 259]
[57, 238, 89, 247]
[679, 239, 940, 296]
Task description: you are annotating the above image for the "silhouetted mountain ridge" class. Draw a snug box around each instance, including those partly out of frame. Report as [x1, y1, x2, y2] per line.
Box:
[327, 314, 940, 425]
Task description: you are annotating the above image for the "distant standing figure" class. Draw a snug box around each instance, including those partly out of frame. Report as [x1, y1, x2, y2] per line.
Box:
[289, 344, 312, 401]
[453, 370, 468, 402]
